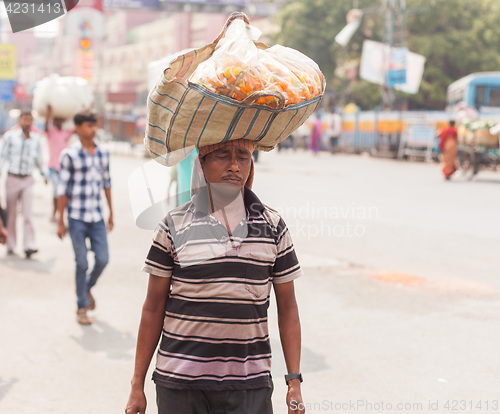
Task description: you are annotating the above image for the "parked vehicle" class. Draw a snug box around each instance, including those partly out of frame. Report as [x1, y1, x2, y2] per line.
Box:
[457, 126, 500, 179]
[446, 72, 500, 113]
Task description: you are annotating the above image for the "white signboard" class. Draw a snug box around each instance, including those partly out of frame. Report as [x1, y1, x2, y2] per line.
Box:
[360, 40, 426, 94]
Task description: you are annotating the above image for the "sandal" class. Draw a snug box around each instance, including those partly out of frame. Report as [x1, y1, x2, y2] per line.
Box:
[87, 291, 96, 311]
[76, 308, 93, 325]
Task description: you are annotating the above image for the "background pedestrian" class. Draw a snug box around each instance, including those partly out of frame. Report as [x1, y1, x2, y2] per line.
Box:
[326, 108, 342, 153]
[438, 120, 458, 180]
[57, 110, 113, 325]
[44, 104, 74, 222]
[0, 110, 47, 258]
[309, 113, 323, 155]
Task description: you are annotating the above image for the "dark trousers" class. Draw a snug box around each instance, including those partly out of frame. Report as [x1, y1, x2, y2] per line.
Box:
[329, 136, 339, 153]
[156, 385, 273, 414]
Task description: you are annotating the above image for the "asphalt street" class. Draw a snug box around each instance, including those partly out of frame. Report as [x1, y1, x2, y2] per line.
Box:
[1, 146, 499, 414]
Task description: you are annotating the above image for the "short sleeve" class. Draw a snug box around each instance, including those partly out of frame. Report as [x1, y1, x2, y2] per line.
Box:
[101, 150, 111, 189]
[57, 151, 72, 197]
[272, 219, 302, 284]
[142, 220, 174, 278]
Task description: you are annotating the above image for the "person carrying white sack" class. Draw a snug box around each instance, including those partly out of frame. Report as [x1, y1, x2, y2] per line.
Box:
[44, 104, 74, 222]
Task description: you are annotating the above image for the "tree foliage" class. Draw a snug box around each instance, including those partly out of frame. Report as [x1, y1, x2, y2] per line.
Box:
[273, 0, 500, 110]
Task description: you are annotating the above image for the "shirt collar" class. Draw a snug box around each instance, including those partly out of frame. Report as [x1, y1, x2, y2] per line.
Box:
[75, 139, 98, 154]
[192, 187, 265, 218]
[15, 127, 34, 140]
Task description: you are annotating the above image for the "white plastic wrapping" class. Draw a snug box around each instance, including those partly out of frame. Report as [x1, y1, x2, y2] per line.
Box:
[190, 20, 324, 108]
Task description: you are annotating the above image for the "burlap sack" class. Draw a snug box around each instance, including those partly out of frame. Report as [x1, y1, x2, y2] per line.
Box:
[145, 12, 324, 166]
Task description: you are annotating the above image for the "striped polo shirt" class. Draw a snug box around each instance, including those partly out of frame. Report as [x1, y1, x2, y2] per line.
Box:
[142, 187, 302, 391]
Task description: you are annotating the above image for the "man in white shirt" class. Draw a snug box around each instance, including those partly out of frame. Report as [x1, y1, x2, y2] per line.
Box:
[326, 110, 342, 153]
[0, 111, 47, 258]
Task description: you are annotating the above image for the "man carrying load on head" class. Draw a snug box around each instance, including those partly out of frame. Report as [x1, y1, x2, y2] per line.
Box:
[125, 138, 305, 414]
[45, 104, 74, 222]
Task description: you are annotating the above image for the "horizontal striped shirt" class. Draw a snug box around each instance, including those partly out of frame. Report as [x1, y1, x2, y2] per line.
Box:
[142, 187, 302, 391]
[0, 127, 46, 177]
[57, 140, 111, 223]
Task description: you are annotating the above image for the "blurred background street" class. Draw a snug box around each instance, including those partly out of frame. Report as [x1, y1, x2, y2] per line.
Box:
[1, 148, 499, 413]
[2, 0, 500, 412]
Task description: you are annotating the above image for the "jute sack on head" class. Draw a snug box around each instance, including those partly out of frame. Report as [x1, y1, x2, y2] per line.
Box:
[146, 12, 325, 166]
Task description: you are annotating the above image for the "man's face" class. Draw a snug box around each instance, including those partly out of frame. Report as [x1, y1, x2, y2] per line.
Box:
[75, 121, 97, 140]
[54, 117, 65, 129]
[19, 114, 33, 132]
[200, 146, 252, 190]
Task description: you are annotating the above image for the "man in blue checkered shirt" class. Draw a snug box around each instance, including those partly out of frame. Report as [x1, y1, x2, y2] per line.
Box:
[57, 110, 113, 325]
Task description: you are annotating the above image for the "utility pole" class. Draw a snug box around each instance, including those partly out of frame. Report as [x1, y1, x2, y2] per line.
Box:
[381, 0, 434, 109]
[381, 0, 406, 109]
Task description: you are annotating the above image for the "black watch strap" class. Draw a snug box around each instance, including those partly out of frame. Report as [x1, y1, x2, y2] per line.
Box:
[284, 373, 303, 385]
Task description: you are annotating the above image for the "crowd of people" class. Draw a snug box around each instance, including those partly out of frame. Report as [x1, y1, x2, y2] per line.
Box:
[302, 110, 464, 183]
[7, 11, 490, 414]
[277, 109, 343, 154]
[1, 103, 306, 414]
[0, 107, 113, 326]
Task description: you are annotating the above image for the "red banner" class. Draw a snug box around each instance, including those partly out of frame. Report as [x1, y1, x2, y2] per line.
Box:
[77, 51, 94, 81]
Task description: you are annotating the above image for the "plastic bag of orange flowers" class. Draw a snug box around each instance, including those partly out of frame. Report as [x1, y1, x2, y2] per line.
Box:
[190, 18, 325, 109]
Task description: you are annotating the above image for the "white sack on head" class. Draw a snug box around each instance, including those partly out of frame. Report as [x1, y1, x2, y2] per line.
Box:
[33, 74, 94, 119]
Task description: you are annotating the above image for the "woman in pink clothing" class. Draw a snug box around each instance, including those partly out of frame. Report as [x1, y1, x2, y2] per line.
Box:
[45, 105, 74, 221]
[309, 114, 323, 155]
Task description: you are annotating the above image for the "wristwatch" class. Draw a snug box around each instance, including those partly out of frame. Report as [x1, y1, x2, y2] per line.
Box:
[284, 373, 303, 385]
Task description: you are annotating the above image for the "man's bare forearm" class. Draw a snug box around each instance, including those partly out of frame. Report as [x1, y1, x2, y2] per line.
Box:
[104, 188, 113, 217]
[131, 275, 171, 389]
[57, 195, 67, 223]
[131, 305, 166, 388]
[275, 282, 302, 374]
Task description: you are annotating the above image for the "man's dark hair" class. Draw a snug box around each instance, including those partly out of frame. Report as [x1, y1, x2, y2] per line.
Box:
[74, 110, 97, 126]
[449, 120, 456, 126]
[19, 110, 33, 118]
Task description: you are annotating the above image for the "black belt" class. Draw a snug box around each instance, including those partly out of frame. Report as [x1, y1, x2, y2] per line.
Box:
[8, 173, 31, 178]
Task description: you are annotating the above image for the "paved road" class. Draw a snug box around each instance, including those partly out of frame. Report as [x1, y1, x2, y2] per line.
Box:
[1, 148, 499, 413]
